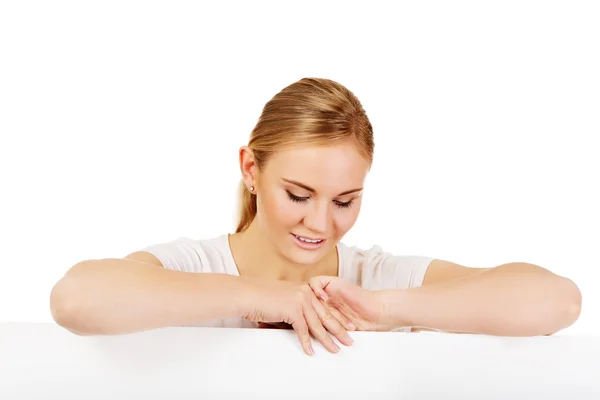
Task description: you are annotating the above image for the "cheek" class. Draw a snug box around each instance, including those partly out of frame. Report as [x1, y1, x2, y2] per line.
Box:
[334, 202, 362, 233]
[334, 210, 359, 233]
[260, 192, 298, 227]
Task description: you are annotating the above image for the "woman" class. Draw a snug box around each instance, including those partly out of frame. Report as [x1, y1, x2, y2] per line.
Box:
[50, 77, 582, 357]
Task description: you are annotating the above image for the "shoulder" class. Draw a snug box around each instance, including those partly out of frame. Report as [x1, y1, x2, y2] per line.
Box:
[140, 234, 231, 273]
[338, 242, 435, 290]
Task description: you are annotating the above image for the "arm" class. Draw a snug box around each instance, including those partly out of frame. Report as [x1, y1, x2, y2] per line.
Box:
[382, 262, 582, 336]
[50, 257, 252, 335]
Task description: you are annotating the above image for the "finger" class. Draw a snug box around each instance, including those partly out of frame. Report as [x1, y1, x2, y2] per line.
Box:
[290, 313, 314, 356]
[317, 278, 364, 325]
[308, 277, 330, 303]
[326, 295, 365, 331]
[326, 302, 357, 331]
[311, 297, 354, 346]
[326, 282, 370, 318]
[303, 303, 340, 354]
[315, 291, 357, 331]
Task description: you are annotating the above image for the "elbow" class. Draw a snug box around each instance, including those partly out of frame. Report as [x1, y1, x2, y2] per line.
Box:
[561, 277, 582, 323]
[564, 278, 582, 326]
[49, 273, 96, 336]
[543, 278, 582, 336]
[49, 276, 78, 331]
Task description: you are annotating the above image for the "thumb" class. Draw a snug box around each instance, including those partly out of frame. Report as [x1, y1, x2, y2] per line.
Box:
[308, 275, 335, 303]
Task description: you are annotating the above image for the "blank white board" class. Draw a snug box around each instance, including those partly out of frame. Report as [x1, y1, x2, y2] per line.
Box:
[1, 322, 598, 399]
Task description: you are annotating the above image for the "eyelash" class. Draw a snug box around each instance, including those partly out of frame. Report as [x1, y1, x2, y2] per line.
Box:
[286, 191, 354, 209]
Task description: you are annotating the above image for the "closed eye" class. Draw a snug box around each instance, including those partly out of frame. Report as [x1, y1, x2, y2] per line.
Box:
[286, 191, 354, 209]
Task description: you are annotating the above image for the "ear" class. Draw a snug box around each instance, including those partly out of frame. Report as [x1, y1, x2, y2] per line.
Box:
[239, 146, 258, 186]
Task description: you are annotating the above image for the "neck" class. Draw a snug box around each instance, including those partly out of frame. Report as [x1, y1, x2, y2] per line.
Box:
[228, 220, 337, 282]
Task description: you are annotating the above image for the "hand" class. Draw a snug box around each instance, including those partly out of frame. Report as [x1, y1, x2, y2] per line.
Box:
[240, 277, 355, 356]
[308, 276, 392, 331]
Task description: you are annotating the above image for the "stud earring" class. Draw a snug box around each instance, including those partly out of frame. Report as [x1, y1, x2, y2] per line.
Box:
[249, 186, 254, 192]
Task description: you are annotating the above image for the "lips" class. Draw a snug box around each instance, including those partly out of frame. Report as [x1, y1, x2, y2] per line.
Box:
[293, 233, 325, 241]
[291, 233, 327, 250]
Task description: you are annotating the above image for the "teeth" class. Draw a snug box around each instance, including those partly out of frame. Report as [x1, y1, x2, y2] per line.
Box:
[295, 235, 322, 243]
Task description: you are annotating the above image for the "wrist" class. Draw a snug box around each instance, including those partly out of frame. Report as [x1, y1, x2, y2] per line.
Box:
[379, 289, 412, 330]
[235, 276, 261, 319]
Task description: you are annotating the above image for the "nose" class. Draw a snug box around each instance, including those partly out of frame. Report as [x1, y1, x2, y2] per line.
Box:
[303, 200, 331, 234]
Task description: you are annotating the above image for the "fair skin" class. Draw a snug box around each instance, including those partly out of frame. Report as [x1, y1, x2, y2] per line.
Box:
[50, 140, 582, 357]
[232, 141, 582, 340]
[226, 140, 371, 352]
[49, 140, 373, 357]
[229, 140, 370, 282]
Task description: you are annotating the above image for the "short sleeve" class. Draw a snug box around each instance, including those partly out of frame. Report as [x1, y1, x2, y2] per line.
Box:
[141, 237, 206, 273]
[346, 244, 435, 291]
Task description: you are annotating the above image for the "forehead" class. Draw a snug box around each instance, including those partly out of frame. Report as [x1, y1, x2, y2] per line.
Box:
[266, 142, 370, 189]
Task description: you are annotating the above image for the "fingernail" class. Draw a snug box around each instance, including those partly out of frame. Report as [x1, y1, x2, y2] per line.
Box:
[334, 344, 340, 352]
[348, 322, 356, 330]
[320, 294, 328, 302]
[309, 346, 315, 356]
[348, 336, 354, 344]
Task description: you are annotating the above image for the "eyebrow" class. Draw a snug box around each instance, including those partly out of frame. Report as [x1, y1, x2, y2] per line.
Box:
[281, 178, 363, 196]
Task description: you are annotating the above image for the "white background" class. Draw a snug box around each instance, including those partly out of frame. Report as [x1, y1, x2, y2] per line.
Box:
[1, 1, 598, 335]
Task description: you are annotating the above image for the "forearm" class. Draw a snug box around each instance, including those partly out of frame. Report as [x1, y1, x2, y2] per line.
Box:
[50, 258, 251, 335]
[383, 263, 582, 336]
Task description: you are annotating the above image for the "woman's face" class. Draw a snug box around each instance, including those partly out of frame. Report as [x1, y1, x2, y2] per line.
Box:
[242, 141, 371, 265]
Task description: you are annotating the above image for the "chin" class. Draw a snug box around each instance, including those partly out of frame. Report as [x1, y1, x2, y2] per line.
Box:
[288, 253, 324, 266]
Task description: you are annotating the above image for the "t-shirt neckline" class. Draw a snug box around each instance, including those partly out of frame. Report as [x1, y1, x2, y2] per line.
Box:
[223, 233, 343, 278]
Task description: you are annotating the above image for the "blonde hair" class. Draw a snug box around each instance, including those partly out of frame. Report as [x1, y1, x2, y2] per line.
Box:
[234, 77, 374, 233]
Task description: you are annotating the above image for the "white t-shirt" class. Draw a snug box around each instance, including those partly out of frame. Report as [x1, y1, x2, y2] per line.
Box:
[142, 234, 435, 332]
